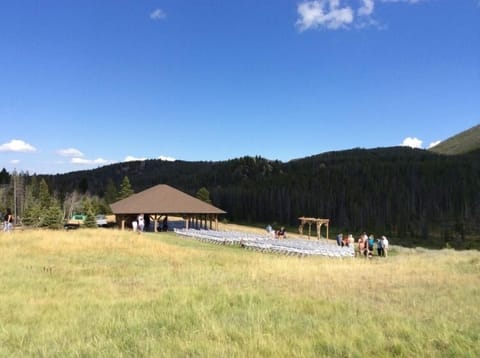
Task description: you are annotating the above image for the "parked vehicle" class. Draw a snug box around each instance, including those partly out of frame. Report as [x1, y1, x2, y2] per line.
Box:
[64, 214, 116, 229]
[64, 214, 87, 230]
[95, 214, 116, 228]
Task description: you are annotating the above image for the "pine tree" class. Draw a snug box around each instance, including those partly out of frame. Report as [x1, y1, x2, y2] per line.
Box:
[105, 178, 118, 204]
[117, 176, 134, 200]
[82, 197, 97, 228]
[0, 168, 10, 185]
[39, 179, 51, 209]
[196, 187, 212, 204]
[41, 201, 63, 229]
[30, 175, 39, 200]
[22, 202, 42, 227]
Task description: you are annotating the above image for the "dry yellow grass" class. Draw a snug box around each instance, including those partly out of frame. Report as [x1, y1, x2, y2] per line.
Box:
[1, 228, 479, 357]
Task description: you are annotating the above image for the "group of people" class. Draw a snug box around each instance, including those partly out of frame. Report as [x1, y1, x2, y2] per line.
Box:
[3, 208, 13, 232]
[266, 224, 286, 239]
[132, 214, 168, 233]
[266, 226, 389, 255]
[336, 233, 355, 247]
[336, 232, 389, 257]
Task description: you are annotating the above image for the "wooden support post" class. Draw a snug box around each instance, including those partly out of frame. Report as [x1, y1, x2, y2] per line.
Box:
[298, 217, 330, 240]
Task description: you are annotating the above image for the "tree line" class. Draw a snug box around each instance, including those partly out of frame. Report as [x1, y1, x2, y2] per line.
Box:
[0, 173, 135, 229]
[1, 147, 479, 249]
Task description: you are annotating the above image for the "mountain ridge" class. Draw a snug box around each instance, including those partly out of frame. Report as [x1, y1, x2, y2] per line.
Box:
[429, 124, 480, 155]
[12, 124, 477, 249]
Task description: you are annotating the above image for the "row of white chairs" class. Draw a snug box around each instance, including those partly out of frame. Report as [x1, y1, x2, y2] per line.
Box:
[174, 228, 354, 258]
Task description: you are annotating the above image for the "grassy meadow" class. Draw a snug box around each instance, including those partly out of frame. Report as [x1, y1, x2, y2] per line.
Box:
[1, 228, 479, 357]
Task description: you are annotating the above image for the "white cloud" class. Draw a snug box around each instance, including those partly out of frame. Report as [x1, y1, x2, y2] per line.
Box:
[296, 0, 354, 31]
[158, 155, 176, 161]
[10, 159, 20, 165]
[358, 0, 375, 16]
[401, 137, 423, 148]
[379, 0, 421, 3]
[71, 157, 109, 165]
[0, 139, 36, 153]
[297, 0, 424, 31]
[58, 148, 84, 157]
[150, 8, 166, 20]
[428, 140, 441, 149]
[124, 155, 147, 162]
[124, 155, 176, 162]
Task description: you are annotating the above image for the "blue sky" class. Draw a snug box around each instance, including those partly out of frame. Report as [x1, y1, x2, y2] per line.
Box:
[1, 0, 479, 175]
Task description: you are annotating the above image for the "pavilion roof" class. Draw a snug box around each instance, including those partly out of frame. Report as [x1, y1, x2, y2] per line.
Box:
[110, 184, 226, 215]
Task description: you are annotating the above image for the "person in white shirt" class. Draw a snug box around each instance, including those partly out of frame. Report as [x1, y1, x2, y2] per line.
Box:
[137, 214, 145, 233]
[381, 236, 389, 257]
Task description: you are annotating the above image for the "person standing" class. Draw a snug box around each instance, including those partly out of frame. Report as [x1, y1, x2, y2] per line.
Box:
[336, 233, 343, 246]
[266, 224, 273, 235]
[382, 236, 389, 257]
[137, 214, 145, 233]
[4, 208, 13, 232]
[162, 216, 168, 231]
[376, 237, 384, 257]
[357, 235, 365, 257]
[367, 235, 375, 257]
[347, 234, 355, 247]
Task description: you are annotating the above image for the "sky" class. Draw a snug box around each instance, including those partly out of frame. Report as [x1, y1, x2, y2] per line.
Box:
[0, 0, 479, 175]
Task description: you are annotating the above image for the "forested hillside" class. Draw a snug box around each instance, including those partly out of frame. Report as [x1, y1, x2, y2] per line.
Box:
[28, 145, 479, 249]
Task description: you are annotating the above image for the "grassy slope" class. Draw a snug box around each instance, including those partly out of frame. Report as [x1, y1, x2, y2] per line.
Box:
[429, 124, 480, 155]
[1, 229, 479, 357]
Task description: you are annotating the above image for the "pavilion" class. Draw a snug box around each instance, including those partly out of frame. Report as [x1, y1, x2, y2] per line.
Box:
[110, 184, 226, 231]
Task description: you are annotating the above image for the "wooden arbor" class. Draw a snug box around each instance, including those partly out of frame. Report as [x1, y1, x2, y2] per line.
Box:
[298, 217, 329, 240]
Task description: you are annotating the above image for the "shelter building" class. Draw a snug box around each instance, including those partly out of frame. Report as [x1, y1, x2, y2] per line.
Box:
[110, 184, 226, 231]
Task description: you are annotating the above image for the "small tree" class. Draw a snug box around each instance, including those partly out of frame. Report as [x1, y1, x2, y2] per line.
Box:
[0, 168, 10, 185]
[29, 175, 39, 200]
[117, 176, 134, 200]
[97, 200, 112, 214]
[41, 202, 64, 229]
[22, 202, 42, 227]
[83, 198, 97, 228]
[84, 212, 97, 228]
[104, 179, 118, 204]
[39, 179, 51, 209]
[196, 187, 211, 204]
